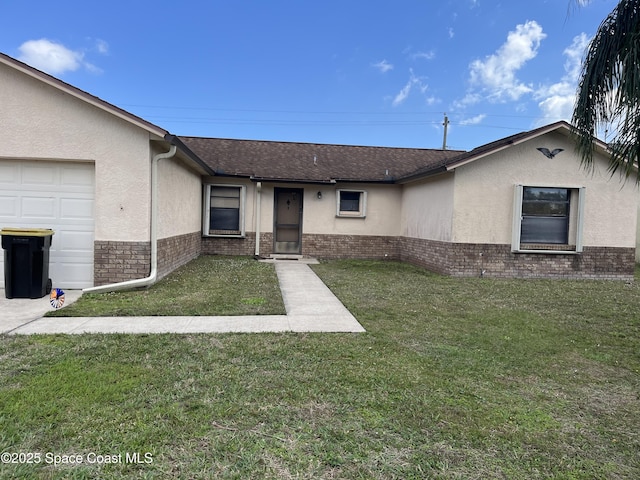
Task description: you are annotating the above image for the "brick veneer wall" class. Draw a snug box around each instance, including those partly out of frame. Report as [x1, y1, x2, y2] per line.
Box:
[95, 233, 634, 284]
[94, 240, 151, 286]
[400, 237, 635, 280]
[302, 233, 401, 260]
[94, 232, 202, 286]
[201, 233, 634, 279]
[202, 233, 259, 256]
[157, 231, 201, 279]
[201, 232, 400, 260]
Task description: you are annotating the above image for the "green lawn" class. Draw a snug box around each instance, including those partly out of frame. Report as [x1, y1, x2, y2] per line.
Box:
[1, 258, 639, 479]
[46, 255, 285, 317]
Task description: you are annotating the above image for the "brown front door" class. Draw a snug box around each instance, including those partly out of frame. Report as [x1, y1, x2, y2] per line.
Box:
[274, 188, 303, 254]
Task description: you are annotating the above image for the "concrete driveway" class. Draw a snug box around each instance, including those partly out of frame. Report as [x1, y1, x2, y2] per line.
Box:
[0, 289, 83, 332]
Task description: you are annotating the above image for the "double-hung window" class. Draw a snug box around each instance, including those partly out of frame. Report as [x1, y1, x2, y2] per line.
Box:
[336, 189, 367, 217]
[512, 185, 585, 253]
[203, 184, 246, 236]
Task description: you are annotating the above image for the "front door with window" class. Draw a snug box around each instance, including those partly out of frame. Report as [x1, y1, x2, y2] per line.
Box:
[274, 188, 303, 254]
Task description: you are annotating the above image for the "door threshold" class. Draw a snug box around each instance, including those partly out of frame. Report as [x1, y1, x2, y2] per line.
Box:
[259, 254, 319, 264]
[271, 254, 303, 260]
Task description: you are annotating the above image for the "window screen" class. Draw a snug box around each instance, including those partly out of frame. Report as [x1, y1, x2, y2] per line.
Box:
[521, 187, 569, 244]
[210, 186, 240, 231]
[339, 191, 361, 212]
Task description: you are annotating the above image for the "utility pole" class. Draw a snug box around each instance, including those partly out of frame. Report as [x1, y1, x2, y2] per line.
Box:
[442, 113, 449, 150]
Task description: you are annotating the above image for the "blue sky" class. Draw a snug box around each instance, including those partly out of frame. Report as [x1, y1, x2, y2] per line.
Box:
[0, 0, 618, 150]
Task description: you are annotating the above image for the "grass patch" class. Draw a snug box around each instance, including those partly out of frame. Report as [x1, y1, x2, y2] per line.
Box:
[1, 258, 639, 478]
[46, 256, 285, 317]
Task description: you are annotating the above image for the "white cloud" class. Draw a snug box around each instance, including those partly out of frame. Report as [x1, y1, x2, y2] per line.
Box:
[537, 95, 575, 123]
[562, 32, 588, 84]
[468, 20, 546, 102]
[411, 50, 435, 61]
[392, 69, 429, 107]
[451, 92, 482, 109]
[460, 114, 487, 125]
[95, 39, 109, 55]
[17, 38, 106, 75]
[393, 80, 412, 106]
[372, 59, 394, 73]
[534, 33, 590, 124]
[425, 96, 438, 106]
[18, 39, 83, 74]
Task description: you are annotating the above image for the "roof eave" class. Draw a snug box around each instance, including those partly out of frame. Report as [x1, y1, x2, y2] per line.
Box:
[332, 177, 396, 184]
[396, 166, 449, 184]
[445, 121, 576, 172]
[165, 134, 216, 176]
[249, 176, 337, 185]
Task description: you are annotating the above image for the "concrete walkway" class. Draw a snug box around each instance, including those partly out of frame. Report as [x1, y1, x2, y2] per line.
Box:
[0, 262, 365, 334]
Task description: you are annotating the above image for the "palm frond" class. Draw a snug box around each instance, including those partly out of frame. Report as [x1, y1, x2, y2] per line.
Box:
[572, 0, 640, 182]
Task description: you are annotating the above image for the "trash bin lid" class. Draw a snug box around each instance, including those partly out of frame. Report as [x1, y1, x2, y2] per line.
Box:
[0, 227, 55, 237]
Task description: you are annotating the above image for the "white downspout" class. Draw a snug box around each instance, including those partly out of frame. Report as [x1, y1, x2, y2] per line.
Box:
[254, 181, 262, 257]
[83, 145, 178, 293]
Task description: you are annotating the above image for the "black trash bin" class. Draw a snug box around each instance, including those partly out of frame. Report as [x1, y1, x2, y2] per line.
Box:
[1, 228, 54, 299]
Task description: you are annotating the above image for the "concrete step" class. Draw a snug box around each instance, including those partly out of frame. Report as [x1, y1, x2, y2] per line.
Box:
[260, 255, 319, 264]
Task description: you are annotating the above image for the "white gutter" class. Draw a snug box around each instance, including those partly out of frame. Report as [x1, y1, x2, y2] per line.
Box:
[254, 181, 262, 256]
[83, 145, 178, 293]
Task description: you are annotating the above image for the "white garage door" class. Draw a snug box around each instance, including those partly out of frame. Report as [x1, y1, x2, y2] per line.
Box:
[0, 160, 95, 289]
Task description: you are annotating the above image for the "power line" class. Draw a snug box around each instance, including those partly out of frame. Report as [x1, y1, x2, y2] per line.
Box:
[139, 115, 530, 133]
[121, 103, 550, 121]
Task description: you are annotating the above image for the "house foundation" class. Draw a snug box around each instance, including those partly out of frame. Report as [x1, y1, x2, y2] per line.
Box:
[94, 231, 201, 286]
[94, 240, 151, 286]
[157, 231, 201, 279]
[400, 237, 635, 281]
[201, 233, 401, 260]
[95, 234, 635, 286]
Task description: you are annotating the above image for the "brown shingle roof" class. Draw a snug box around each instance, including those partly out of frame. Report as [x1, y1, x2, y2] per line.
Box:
[179, 136, 464, 183]
[178, 122, 588, 183]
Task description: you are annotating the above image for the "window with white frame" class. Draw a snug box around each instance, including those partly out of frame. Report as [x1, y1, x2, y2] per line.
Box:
[336, 189, 367, 217]
[203, 184, 246, 236]
[512, 185, 584, 253]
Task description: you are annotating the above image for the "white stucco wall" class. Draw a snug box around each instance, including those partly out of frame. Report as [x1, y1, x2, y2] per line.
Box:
[304, 184, 401, 236]
[401, 173, 454, 241]
[202, 180, 402, 237]
[0, 61, 159, 242]
[157, 154, 203, 239]
[451, 131, 638, 248]
[636, 193, 640, 263]
[637, 201, 640, 262]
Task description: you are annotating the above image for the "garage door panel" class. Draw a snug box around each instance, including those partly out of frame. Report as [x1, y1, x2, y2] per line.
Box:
[21, 196, 57, 219]
[0, 164, 19, 185]
[60, 198, 93, 219]
[55, 230, 94, 252]
[0, 160, 94, 290]
[0, 196, 18, 218]
[22, 165, 57, 185]
[53, 263, 94, 289]
[61, 166, 94, 188]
